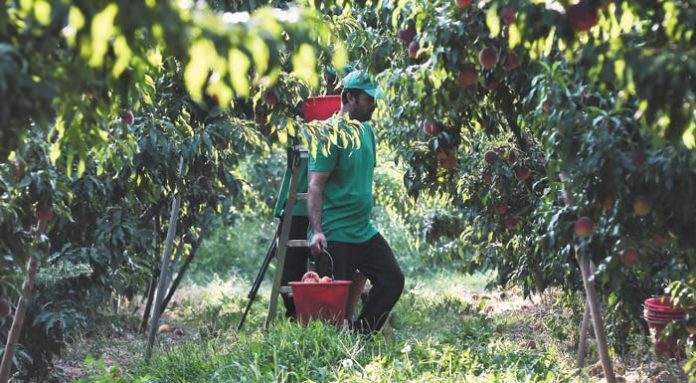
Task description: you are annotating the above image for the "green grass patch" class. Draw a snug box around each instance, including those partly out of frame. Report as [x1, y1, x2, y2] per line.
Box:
[78, 271, 586, 383]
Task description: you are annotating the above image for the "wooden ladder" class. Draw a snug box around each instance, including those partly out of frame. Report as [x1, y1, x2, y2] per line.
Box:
[264, 146, 310, 329]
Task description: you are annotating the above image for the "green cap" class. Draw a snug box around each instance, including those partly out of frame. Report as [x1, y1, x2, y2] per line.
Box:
[342, 70, 384, 100]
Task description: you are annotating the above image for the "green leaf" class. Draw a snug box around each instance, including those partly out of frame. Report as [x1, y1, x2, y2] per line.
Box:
[228, 48, 250, 97]
[112, 35, 131, 78]
[246, 34, 269, 78]
[185, 40, 217, 102]
[88, 3, 119, 67]
[33, 0, 51, 26]
[507, 24, 521, 49]
[63, 6, 85, 46]
[291, 44, 318, 88]
[485, 7, 500, 38]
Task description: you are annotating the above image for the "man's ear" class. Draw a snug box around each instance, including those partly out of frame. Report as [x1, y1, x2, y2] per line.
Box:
[345, 91, 358, 105]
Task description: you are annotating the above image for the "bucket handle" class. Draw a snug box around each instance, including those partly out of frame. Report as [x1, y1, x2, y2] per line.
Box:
[311, 248, 335, 280]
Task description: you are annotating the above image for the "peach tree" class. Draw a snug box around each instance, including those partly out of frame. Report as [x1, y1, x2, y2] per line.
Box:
[341, 0, 695, 360]
[1, 0, 348, 378]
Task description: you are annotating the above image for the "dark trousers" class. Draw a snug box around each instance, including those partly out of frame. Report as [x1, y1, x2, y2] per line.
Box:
[316, 233, 404, 334]
[280, 216, 311, 318]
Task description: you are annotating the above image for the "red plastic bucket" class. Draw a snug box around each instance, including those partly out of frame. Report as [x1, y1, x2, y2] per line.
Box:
[290, 280, 352, 325]
[643, 296, 690, 358]
[302, 96, 341, 122]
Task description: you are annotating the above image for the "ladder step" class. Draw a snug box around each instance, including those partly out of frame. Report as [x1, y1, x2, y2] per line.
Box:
[296, 193, 308, 200]
[287, 240, 309, 248]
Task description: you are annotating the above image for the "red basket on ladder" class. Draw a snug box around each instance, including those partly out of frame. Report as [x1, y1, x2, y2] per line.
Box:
[302, 96, 341, 122]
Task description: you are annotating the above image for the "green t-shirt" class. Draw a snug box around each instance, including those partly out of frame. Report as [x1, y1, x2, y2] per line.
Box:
[309, 120, 378, 243]
[273, 156, 308, 218]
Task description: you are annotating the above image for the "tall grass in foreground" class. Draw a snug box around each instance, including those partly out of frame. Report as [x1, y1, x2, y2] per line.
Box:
[78, 273, 584, 383]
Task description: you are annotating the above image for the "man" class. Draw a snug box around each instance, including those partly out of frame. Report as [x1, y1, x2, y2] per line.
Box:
[273, 65, 353, 318]
[307, 70, 404, 334]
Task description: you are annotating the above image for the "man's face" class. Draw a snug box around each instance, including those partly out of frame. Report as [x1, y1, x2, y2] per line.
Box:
[348, 91, 376, 122]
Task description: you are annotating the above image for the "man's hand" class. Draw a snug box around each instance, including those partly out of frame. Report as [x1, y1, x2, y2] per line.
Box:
[310, 232, 327, 256]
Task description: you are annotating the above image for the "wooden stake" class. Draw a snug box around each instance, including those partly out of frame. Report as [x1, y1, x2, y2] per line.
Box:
[146, 194, 181, 360]
[576, 297, 591, 368]
[146, 158, 184, 361]
[160, 221, 210, 316]
[577, 252, 616, 382]
[559, 172, 615, 382]
[0, 256, 38, 383]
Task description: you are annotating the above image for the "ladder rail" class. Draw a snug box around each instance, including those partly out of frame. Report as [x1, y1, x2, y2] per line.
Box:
[264, 147, 307, 329]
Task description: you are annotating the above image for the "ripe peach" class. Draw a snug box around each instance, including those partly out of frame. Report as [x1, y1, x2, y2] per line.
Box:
[502, 52, 520, 71]
[438, 152, 457, 171]
[574, 217, 593, 237]
[121, 110, 134, 126]
[423, 121, 440, 135]
[302, 271, 320, 282]
[458, 63, 478, 87]
[501, 6, 516, 25]
[514, 167, 530, 182]
[408, 41, 420, 58]
[36, 204, 53, 222]
[456, 0, 473, 9]
[620, 247, 637, 267]
[264, 91, 279, 106]
[398, 24, 416, 44]
[568, 2, 599, 33]
[494, 201, 508, 215]
[633, 196, 652, 216]
[478, 47, 498, 69]
[484, 150, 498, 164]
[158, 324, 173, 334]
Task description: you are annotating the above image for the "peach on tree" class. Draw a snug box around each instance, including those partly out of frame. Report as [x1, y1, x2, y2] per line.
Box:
[478, 47, 498, 69]
[574, 216, 593, 237]
[484, 150, 498, 164]
[398, 23, 416, 44]
[455, 0, 473, 9]
[458, 63, 478, 87]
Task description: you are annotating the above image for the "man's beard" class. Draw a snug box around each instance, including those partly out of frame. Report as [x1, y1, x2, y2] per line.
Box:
[349, 108, 373, 122]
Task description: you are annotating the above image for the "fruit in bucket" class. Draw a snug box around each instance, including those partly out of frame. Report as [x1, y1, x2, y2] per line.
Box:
[302, 271, 320, 283]
[319, 276, 333, 283]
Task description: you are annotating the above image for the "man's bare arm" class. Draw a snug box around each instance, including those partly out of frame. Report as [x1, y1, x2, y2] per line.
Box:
[308, 171, 330, 254]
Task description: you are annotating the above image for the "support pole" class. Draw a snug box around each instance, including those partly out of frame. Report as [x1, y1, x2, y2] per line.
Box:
[577, 252, 616, 382]
[146, 157, 184, 361]
[560, 172, 615, 382]
[576, 297, 591, 368]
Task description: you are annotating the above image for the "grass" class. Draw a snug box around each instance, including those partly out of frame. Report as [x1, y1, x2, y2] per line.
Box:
[74, 271, 597, 383]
